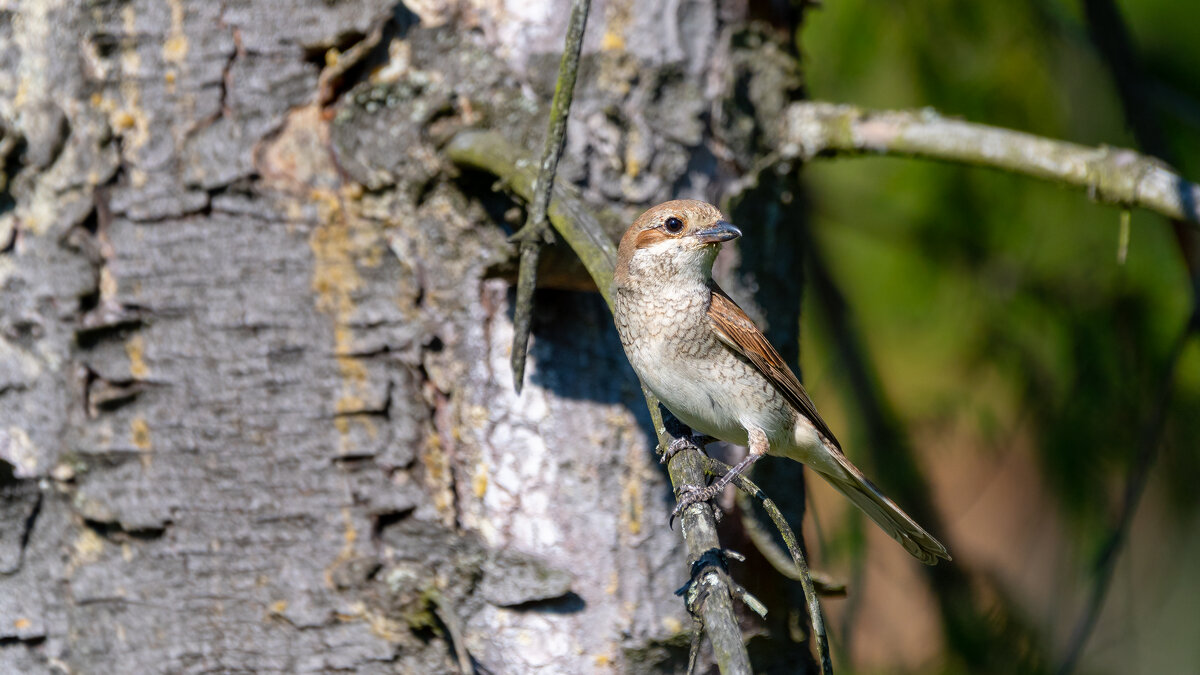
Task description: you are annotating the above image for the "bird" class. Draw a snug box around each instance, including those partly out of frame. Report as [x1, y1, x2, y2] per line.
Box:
[612, 199, 950, 565]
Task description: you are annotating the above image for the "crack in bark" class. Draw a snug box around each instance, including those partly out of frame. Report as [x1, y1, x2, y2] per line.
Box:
[0, 485, 41, 576]
[80, 516, 170, 542]
[314, 3, 420, 107]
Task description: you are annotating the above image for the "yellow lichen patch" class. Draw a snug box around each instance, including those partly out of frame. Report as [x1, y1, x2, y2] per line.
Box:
[336, 415, 379, 456]
[343, 507, 358, 546]
[163, 35, 188, 62]
[605, 570, 618, 595]
[265, 105, 394, 472]
[421, 432, 456, 525]
[624, 126, 644, 178]
[130, 417, 152, 450]
[472, 462, 488, 498]
[662, 616, 684, 634]
[115, 5, 150, 152]
[162, 0, 187, 112]
[620, 436, 645, 536]
[324, 508, 360, 589]
[307, 188, 396, 458]
[594, 653, 613, 668]
[602, 0, 632, 51]
[162, 5, 188, 63]
[13, 76, 29, 110]
[113, 110, 136, 131]
[126, 334, 149, 379]
[13, 618, 31, 631]
[100, 266, 118, 300]
[601, 31, 625, 51]
[73, 528, 105, 565]
[309, 203, 363, 320]
[336, 352, 367, 381]
[335, 394, 366, 415]
[465, 404, 489, 429]
[269, 600, 288, 615]
[625, 154, 641, 179]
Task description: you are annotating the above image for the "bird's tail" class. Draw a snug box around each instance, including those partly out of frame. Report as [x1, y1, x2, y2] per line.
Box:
[813, 450, 950, 565]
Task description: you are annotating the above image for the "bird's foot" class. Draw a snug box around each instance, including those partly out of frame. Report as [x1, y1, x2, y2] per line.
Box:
[669, 483, 724, 528]
[660, 433, 714, 464]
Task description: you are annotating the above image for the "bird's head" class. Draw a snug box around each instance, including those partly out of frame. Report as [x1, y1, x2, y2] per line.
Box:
[614, 199, 741, 287]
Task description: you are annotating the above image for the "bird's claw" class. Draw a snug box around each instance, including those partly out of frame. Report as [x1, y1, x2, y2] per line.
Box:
[669, 483, 723, 529]
[660, 434, 713, 464]
[661, 436, 697, 464]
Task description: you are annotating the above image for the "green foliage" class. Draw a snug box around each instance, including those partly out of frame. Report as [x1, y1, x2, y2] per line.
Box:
[799, 0, 1199, 536]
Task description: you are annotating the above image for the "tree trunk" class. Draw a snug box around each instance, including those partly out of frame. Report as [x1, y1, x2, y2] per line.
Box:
[1, 1, 810, 672]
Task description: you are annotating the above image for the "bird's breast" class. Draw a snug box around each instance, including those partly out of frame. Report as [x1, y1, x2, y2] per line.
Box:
[614, 285, 795, 449]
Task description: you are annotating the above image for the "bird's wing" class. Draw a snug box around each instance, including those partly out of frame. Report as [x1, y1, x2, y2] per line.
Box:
[706, 282, 841, 449]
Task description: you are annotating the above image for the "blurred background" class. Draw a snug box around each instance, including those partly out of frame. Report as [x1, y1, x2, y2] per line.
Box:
[792, 1, 1200, 672]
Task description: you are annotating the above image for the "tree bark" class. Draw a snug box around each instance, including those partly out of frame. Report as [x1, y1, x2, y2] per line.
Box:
[0, 1, 811, 673]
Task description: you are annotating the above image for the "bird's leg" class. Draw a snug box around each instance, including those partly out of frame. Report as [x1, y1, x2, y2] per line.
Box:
[672, 428, 768, 520]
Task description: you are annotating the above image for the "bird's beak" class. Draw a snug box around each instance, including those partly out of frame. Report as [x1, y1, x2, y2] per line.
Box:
[693, 220, 742, 244]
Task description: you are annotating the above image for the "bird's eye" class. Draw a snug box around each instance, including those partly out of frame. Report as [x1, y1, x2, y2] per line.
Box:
[664, 216, 684, 233]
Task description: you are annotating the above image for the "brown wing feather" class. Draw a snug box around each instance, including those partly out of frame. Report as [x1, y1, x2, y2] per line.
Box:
[706, 282, 841, 449]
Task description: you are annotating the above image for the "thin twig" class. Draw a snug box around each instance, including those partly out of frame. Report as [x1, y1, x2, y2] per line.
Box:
[509, 0, 591, 394]
[781, 102, 1200, 228]
[448, 130, 753, 674]
[703, 456, 833, 675]
[736, 491, 846, 596]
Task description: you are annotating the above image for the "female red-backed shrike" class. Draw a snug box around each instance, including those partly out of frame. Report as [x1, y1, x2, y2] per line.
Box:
[612, 199, 949, 565]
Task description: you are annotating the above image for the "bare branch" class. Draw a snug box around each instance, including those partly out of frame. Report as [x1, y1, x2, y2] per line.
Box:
[735, 490, 846, 596]
[510, 0, 591, 394]
[781, 102, 1200, 228]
